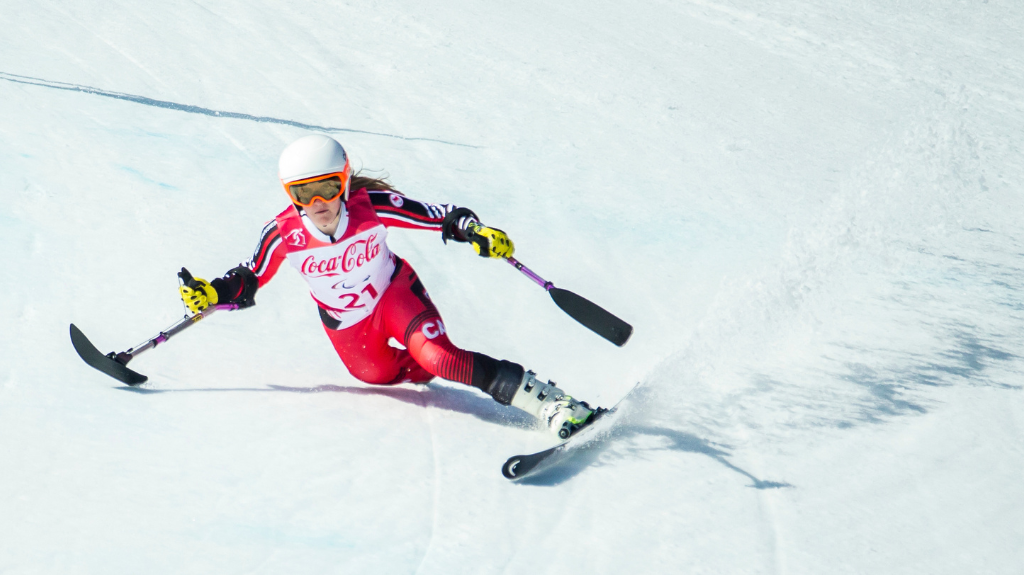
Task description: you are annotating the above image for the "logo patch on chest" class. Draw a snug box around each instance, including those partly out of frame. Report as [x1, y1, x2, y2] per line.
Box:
[285, 229, 307, 248]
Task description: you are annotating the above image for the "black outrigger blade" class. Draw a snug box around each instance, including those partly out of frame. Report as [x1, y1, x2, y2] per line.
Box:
[548, 288, 632, 347]
[505, 257, 633, 347]
[70, 299, 239, 386]
[70, 324, 148, 385]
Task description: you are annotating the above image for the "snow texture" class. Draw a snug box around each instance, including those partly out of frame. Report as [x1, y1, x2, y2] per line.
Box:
[2, 0, 1023, 573]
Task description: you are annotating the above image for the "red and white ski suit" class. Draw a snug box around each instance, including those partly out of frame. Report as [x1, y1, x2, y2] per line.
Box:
[242, 188, 475, 385]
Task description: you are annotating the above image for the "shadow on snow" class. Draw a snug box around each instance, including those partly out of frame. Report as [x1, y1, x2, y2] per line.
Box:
[515, 423, 793, 489]
[118, 381, 536, 430]
[121, 382, 790, 488]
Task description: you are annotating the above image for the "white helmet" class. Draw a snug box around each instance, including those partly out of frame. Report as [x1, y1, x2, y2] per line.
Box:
[279, 134, 352, 201]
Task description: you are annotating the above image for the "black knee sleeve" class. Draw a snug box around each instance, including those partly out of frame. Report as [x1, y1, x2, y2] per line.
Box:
[471, 354, 524, 406]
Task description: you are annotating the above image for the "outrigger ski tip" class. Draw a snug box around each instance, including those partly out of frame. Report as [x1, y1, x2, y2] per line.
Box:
[69, 324, 148, 385]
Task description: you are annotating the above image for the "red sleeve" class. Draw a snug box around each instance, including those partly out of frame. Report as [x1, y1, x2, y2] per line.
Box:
[245, 220, 287, 288]
[368, 191, 460, 232]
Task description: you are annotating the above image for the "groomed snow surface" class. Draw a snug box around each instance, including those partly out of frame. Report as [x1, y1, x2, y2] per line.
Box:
[2, 1, 1023, 573]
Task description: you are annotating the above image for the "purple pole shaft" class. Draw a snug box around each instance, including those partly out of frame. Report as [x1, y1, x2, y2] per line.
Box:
[123, 303, 239, 358]
[506, 257, 554, 291]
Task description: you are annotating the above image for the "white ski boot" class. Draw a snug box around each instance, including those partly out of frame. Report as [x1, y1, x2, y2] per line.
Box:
[509, 370, 595, 439]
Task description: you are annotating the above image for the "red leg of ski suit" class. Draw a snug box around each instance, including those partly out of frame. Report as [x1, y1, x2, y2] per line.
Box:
[321, 259, 474, 385]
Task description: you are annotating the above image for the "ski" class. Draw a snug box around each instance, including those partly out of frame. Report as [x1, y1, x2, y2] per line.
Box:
[502, 383, 639, 481]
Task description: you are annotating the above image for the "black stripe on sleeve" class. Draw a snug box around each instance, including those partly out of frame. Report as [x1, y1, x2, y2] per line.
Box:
[369, 191, 454, 224]
[247, 220, 281, 274]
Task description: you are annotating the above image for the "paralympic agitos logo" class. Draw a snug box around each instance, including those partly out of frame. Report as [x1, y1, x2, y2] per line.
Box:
[300, 234, 382, 277]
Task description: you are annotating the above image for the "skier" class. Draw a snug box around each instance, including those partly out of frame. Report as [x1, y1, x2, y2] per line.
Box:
[178, 134, 596, 438]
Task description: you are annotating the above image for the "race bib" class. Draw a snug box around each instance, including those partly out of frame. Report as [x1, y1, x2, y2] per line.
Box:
[285, 225, 396, 330]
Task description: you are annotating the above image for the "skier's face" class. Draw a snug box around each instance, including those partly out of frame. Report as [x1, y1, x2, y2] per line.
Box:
[306, 195, 343, 234]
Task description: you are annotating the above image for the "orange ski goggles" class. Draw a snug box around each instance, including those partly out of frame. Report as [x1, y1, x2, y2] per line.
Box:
[283, 168, 352, 207]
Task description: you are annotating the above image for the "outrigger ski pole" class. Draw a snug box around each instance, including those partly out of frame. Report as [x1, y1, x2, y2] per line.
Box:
[71, 267, 242, 385]
[70, 302, 240, 386]
[505, 256, 633, 347]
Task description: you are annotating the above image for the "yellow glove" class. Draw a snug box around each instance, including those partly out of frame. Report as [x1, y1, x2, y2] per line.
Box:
[467, 222, 515, 259]
[178, 267, 219, 314]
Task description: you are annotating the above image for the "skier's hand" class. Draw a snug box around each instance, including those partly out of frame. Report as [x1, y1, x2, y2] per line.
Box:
[467, 222, 515, 259]
[178, 267, 219, 314]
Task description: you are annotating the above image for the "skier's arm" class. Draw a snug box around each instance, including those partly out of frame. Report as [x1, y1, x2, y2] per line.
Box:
[368, 190, 460, 232]
[216, 219, 288, 301]
[368, 191, 514, 258]
[242, 220, 287, 289]
[178, 220, 284, 313]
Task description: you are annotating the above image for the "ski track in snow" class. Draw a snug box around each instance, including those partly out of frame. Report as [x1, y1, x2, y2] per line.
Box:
[0, 71, 479, 148]
[414, 390, 441, 575]
[638, 87, 1024, 454]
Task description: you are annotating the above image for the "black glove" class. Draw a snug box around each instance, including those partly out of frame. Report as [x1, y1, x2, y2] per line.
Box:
[441, 207, 479, 244]
[210, 266, 259, 309]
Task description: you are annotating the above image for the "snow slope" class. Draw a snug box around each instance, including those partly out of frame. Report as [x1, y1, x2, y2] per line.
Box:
[2, 0, 1023, 573]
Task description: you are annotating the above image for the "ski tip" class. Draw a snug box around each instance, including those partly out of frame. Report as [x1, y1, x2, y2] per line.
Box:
[502, 457, 522, 479]
[69, 323, 93, 357]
